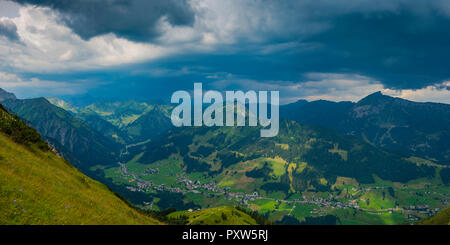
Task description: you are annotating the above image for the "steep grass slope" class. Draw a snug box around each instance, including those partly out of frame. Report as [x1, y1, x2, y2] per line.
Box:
[420, 207, 450, 225]
[0, 132, 162, 225]
[0, 105, 161, 225]
[2, 98, 120, 170]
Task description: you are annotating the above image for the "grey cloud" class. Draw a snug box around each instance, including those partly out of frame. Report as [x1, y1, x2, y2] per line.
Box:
[12, 0, 195, 42]
[6, 0, 450, 93]
[0, 0, 21, 18]
[0, 18, 19, 41]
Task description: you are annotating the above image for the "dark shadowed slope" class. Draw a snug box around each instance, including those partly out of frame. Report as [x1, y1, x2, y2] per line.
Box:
[281, 92, 450, 165]
[0, 88, 16, 102]
[124, 105, 173, 142]
[1, 97, 121, 171]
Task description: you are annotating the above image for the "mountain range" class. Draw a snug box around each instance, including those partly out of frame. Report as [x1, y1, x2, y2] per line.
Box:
[281, 92, 450, 165]
[0, 88, 448, 225]
[131, 119, 435, 187]
[0, 88, 16, 102]
[0, 99, 260, 225]
[1, 97, 120, 172]
[46, 98, 173, 144]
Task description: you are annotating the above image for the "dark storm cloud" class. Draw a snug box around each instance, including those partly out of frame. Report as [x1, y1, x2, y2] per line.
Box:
[11, 0, 195, 42]
[6, 0, 450, 99]
[0, 18, 19, 41]
[175, 1, 450, 90]
[303, 11, 450, 89]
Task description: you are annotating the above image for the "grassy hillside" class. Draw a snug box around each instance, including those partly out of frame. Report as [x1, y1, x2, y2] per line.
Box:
[0, 105, 262, 225]
[2, 98, 120, 170]
[0, 132, 162, 225]
[420, 207, 450, 225]
[0, 105, 161, 225]
[167, 206, 258, 225]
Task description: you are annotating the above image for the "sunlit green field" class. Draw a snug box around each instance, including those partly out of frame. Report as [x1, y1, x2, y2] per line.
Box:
[100, 143, 449, 225]
[167, 206, 258, 225]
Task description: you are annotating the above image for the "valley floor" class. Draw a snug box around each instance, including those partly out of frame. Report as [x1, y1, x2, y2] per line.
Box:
[99, 158, 449, 225]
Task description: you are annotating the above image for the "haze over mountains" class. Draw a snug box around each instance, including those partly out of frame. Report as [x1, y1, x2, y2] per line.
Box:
[2, 89, 449, 170]
[1, 97, 121, 172]
[0, 88, 449, 224]
[0, 94, 175, 171]
[46, 97, 173, 144]
[0, 88, 16, 102]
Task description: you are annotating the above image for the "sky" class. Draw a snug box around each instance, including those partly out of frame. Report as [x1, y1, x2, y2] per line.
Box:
[0, 0, 449, 104]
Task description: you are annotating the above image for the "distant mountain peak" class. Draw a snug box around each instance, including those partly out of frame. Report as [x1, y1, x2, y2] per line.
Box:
[357, 91, 392, 105]
[0, 88, 16, 102]
[293, 99, 308, 104]
[363, 91, 384, 99]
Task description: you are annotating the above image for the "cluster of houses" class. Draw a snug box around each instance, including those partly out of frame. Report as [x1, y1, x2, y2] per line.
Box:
[115, 162, 448, 221]
[141, 168, 159, 176]
[227, 191, 260, 204]
[177, 176, 228, 193]
[405, 204, 442, 217]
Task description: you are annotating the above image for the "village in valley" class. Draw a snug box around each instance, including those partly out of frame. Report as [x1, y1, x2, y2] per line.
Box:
[105, 161, 449, 224]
